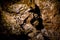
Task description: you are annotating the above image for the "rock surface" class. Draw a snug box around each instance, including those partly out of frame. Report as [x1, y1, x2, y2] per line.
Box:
[0, 0, 60, 40]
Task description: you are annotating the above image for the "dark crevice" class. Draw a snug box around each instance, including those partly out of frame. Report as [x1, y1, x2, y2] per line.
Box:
[35, 18, 44, 30]
[29, 4, 44, 30]
[29, 4, 41, 16]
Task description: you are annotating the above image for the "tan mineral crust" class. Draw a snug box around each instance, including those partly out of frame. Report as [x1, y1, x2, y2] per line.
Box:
[0, 0, 60, 40]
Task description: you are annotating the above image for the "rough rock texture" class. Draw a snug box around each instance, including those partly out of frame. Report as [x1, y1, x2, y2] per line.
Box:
[0, 0, 60, 40]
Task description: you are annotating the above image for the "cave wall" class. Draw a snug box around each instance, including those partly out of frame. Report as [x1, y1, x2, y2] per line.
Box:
[0, 0, 60, 40]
